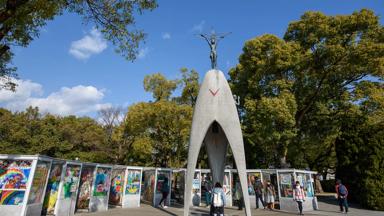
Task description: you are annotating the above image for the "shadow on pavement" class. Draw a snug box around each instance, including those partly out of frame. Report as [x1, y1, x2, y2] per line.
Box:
[190, 207, 210, 215]
[317, 195, 362, 209]
[157, 206, 179, 216]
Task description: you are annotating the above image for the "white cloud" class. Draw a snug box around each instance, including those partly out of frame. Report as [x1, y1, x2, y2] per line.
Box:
[0, 79, 43, 103]
[69, 28, 107, 60]
[138, 47, 149, 59]
[162, 32, 171, 39]
[191, 20, 205, 33]
[0, 79, 110, 116]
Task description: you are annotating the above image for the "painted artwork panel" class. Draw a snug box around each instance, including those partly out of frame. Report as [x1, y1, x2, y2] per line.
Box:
[192, 172, 200, 191]
[76, 166, 95, 209]
[62, 165, 81, 199]
[93, 167, 111, 197]
[109, 169, 125, 205]
[125, 169, 141, 195]
[296, 173, 314, 197]
[142, 171, 155, 202]
[0, 190, 25, 205]
[0, 159, 32, 190]
[42, 163, 63, 215]
[279, 173, 294, 198]
[223, 172, 231, 198]
[172, 171, 185, 204]
[28, 161, 50, 204]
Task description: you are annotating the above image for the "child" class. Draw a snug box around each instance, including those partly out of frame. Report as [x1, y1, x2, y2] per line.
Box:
[211, 182, 226, 216]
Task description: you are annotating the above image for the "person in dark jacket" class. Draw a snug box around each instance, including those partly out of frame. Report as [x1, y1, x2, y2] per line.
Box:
[158, 177, 170, 208]
[253, 176, 265, 209]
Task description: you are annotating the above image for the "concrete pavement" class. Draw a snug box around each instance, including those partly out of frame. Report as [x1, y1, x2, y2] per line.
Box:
[75, 196, 384, 216]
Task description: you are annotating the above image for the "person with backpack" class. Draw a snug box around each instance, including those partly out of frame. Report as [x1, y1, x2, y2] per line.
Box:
[293, 181, 306, 215]
[158, 177, 170, 208]
[336, 179, 349, 213]
[253, 176, 265, 209]
[211, 182, 226, 216]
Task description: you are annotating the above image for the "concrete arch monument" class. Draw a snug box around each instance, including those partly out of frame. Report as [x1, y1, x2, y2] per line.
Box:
[183, 69, 251, 216]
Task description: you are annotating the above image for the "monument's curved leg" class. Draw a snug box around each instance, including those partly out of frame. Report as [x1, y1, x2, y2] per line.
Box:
[183, 121, 211, 216]
[220, 122, 251, 216]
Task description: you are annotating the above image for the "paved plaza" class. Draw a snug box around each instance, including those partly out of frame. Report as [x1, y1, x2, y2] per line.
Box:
[76, 196, 384, 216]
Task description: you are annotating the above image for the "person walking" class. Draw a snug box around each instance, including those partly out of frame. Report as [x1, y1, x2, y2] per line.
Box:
[253, 176, 265, 209]
[265, 180, 276, 210]
[211, 182, 226, 216]
[336, 179, 349, 214]
[293, 181, 306, 215]
[158, 177, 170, 208]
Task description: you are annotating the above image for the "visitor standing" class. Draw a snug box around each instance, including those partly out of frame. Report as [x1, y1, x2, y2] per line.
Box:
[158, 177, 170, 208]
[336, 179, 349, 214]
[293, 181, 306, 215]
[253, 176, 265, 209]
[211, 182, 226, 216]
[204, 176, 213, 208]
[265, 180, 276, 210]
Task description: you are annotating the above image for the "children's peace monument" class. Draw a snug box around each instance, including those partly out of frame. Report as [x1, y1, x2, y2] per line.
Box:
[184, 32, 251, 216]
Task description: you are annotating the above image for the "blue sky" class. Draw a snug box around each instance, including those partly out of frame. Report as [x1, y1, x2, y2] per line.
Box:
[0, 0, 383, 117]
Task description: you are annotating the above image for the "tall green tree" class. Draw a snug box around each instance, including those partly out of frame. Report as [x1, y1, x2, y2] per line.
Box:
[229, 9, 383, 171]
[122, 70, 195, 167]
[143, 72, 179, 101]
[123, 101, 192, 167]
[178, 67, 199, 106]
[0, 0, 157, 90]
[335, 80, 384, 210]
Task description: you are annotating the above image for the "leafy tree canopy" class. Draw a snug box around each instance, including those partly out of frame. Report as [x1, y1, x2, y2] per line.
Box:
[0, 0, 157, 90]
[143, 72, 179, 101]
[229, 9, 383, 170]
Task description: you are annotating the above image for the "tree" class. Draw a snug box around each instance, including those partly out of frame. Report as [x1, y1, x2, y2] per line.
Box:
[0, 0, 157, 90]
[336, 114, 384, 210]
[143, 72, 179, 101]
[335, 79, 384, 210]
[97, 106, 126, 163]
[98, 106, 124, 139]
[123, 101, 192, 167]
[123, 71, 193, 167]
[229, 9, 383, 171]
[229, 34, 300, 167]
[57, 115, 109, 162]
[0, 106, 111, 163]
[178, 67, 199, 106]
